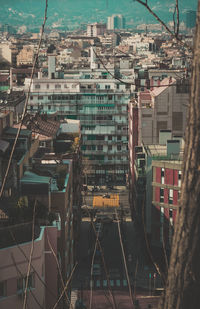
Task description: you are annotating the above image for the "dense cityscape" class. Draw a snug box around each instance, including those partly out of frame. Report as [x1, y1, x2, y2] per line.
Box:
[0, 0, 198, 308]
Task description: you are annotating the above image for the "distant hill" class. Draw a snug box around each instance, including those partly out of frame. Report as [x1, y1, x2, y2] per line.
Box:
[0, 0, 198, 31]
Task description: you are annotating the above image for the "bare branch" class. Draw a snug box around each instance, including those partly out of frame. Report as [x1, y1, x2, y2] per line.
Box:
[134, 0, 192, 51]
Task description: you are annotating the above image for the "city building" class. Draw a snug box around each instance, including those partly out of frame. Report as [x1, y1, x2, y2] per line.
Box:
[107, 15, 125, 30]
[24, 55, 135, 185]
[186, 10, 197, 28]
[17, 46, 35, 67]
[87, 23, 106, 37]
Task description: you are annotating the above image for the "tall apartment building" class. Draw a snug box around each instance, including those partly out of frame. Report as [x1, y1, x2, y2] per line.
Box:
[87, 23, 106, 37]
[107, 14, 125, 30]
[25, 56, 134, 185]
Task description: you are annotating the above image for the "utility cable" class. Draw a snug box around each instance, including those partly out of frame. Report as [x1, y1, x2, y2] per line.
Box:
[85, 206, 117, 309]
[46, 231, 72, 308]
[115, 209, 135, 308]
[89, 223, 100, 309]
[0, 0, 48, 198]
[9, 230, 57, 299]
[10, 252, 43, 309]
[23, 200, 37, 309]
[51, 262, 78, 309]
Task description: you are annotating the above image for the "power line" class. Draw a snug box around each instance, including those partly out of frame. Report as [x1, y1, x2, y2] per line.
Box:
[52, 262, 78, 309]
[46, 231, 72, 308]
[9, 229, 57, 300]
[0, 0, 48, 199]
[23, 200, 36, 309]
[10, 252, 43, 309]
[85, 206, 117, 309]
[89, 222, 101, 309]
[115, 209, 135, 308]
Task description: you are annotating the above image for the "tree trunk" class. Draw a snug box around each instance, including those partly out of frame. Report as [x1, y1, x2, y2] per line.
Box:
[159, 2, 200, 308]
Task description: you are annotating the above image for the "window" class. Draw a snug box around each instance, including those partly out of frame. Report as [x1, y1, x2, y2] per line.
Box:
[117, 125, 121, 131]
[178, 170, 181, 187]
[117, 135, 121, 141]
[46, 84, 49, 89]
[17, 273, 35, 292]
[160, 188, 164, 203]
[38, 96, 43, 100]
[108, 95, 112, 100]
[161, 168, 165, 184]
[108, 155, 112, 160]
[105, 85, 110, 89]
[117, 145, 121, 151]
[108, 136, 112, 140]
[97, 145, 103, 151]
[108, 145, 112, 151]
[0, 281, 6, 298]
[55, 84, 61, 89]
[35, 84, 40, 89]
[30, 96, 33, 100]
[169, 189, 173, 205]
[48, 96, 51, 100]
[48, 105, 51, 110]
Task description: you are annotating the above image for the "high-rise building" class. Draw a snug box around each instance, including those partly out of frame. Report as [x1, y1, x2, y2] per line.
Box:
[24, 56, 134, 185]
[87, 23, 106, 37]
[186, 10, 196, 28]
[107, 14, 125, 30]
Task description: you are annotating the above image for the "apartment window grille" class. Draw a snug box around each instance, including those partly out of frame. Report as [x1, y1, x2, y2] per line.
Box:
[108, 136, 112, 140]
[55, 84, 61, 89]
[160, 188, 164, 203]
[97, 145, 103, 151]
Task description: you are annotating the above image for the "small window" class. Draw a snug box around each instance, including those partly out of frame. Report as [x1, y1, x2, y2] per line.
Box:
[97, 145, 103, 151]
[38, 96, 43, 100]
[0, 281, 7, 298]
[160, 188, 164, 203]
[17, 273, 35, 291]
[108, 145, 112, 151]
[117, 145, 121, 151]
[46, 84, 49, 89]
[169, 189, 173, 205]
[55, 84, 61, 89]
[48, 96, 51, 100]
[108, 136, 112, 141]
[35, 84, 40, 89]
[48, 105, 51, 110]
[117, 136, 121, 141]
[30, 96, 33, 100]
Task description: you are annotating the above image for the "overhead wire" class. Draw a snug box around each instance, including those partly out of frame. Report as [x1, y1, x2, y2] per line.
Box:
[23, 199, 37, 309]
[10, 252, 43, 309]
[115, 209, 135, 308]
[85, 206, 117, 309]
[9, 229, 57, 300]
[51, 262, 78, 309]
[46, 231, 72, 308]
[0, 0, 48, 199]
